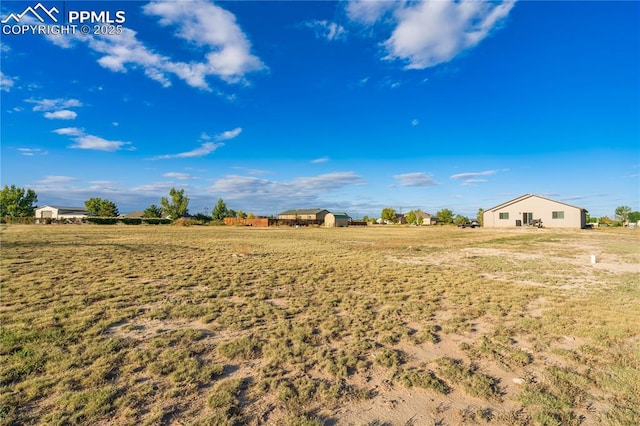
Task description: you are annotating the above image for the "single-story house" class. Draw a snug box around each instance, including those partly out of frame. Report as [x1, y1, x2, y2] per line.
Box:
[278, 209, 329, 221]
[34, 205, 91, 220]
[405, 211, 438, 225]
[483, 194, 588, 229]
[325, 212, 351, 227]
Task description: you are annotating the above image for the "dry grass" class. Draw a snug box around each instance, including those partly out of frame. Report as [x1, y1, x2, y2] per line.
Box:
[1, 224, 639, 425]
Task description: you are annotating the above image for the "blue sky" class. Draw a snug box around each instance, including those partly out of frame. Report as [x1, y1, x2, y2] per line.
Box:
[1, 0, 638, 218]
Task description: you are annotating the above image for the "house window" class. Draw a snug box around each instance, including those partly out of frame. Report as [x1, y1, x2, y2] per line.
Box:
[499, 212, 509, 220]
[552, 211, 564, 219]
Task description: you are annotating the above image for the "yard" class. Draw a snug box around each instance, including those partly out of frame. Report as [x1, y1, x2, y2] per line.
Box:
[1, 225, 639, 425]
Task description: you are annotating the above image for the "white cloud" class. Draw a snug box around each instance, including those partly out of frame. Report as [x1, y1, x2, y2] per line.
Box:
[411, 119, 419, 127]
[383, 1, 515, 69]
[38, 175, 78, 184]
[393, 172, 438, 187]
[153, 127, 240, 159]
[44, 110, 77, 120]
[17, 148, 47, 156]
[26, 97, 82, 112]
[70, 134, 131, 152]
[153, 142, 222, 160]
[346, 1, 514, 70]
[1, 71, 15, 92]
[451, 170, 496, 186]
[211, 172, 365, 203]
[214, 127, 242, 141]
[163, 172, 193, 180]
[42, 1, 264, 90]
[311, 156, 329, 164]
[53, 127, 132, 151]
[52, 127, 84, 136]
[450, 170, 496, 180]
[293, 172, 365, 191]
[346, 1, 398, 25]
[461, 178, 488, 186]
[305, 20, 347, 41]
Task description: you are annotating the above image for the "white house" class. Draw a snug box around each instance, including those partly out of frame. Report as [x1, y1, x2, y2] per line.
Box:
[483, 194, 588, 229]
[34, 205, 91, 221]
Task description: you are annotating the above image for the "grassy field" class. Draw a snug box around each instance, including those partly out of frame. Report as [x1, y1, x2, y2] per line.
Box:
[1, 224, 639, 425]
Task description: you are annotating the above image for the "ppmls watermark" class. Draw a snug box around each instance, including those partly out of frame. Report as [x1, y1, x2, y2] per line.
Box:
[2, 2, 126, 36]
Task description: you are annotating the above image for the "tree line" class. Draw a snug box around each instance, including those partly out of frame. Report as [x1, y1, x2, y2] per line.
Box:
[1, 184, 639, 225]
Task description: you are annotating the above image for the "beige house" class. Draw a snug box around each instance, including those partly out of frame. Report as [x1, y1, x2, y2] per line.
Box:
[34, 205, 91, 221]
[405, 211, 438, 225]
[325, 212, 351, 227]
[278, 209, 329, 221]
[483, 194, 588, 229]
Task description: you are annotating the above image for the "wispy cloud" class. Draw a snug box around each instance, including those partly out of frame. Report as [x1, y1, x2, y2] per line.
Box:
[311, 156, 329, 164]
[163, 172, 194, 180]
[26, 98, 82, 112]
[305, 20, 347, 41]
[0, 71, 15, 92]
[154, 142, 222, 159]
[346, 1, 397, 25]
[347, 0, 514, 70]
[26, 97, 82, 120]
[393, 172, 438, 187]
[52, 127, 84, 136]
[450, 170, 497, 186]
[411, 119, 419, 127]
[17, 148, 48, 156]
[153, 128, 240, 159]
[450, 170, 496, 180]
[38, 175, 78, 185]
[53, 127, 133, 152]
[44, 110, 77, 120]
[45, 1, 264, 90]
[211, 172, 366, 207]
[215, 127, 242, 141]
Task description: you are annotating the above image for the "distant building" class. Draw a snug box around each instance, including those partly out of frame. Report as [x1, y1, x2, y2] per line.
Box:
[483, 194, 588, 229]
[34, 205, 91, 221]
[325, 212, 351, 227]
[278, 209, 329, 222]
[121, 211, 144, 219]
[405, 211, 438, 225]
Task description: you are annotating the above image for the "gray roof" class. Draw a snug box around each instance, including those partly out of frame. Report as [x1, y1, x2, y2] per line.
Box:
[330, 212, 351, 219]
[38, 205, 88, 212]
[279, 208, 327, 215]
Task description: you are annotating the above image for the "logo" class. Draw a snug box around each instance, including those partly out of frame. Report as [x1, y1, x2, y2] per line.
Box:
[1, 2, 59, 24]
[2, 2, 126, 36]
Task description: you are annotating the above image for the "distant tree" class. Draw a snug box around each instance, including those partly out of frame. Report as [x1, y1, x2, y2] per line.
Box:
[615, 205, 632, 224]
[628, 211, 640, 223]
[142, 204, 163, 218]
[381, 207, 397, 223]
[362, 215, 369, 222]
[237, 210, 247, 219]
[85, 197, 119, 217]
[405, 211, 416, 225]
[211, 198, 228, 221]
[160, 188, 189, 219]
[226, 209, 237, 219]
[247, 212, 256, 219]
[585, 213, 597, 223]
[453, 214, 469, 226]
[436, 208, 454, 224]
[476, 208, 484, 226]
[0, 185, 38, 217]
